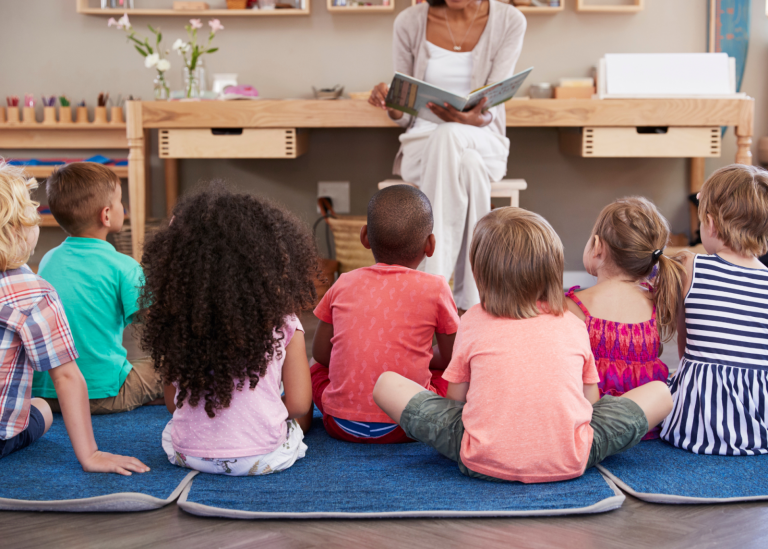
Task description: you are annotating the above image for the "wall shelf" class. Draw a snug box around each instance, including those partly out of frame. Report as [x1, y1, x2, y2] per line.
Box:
[575, 0, 643, 13]
[75, 0, 310, 16]
[410, 0, 564, 14]
[20, 165, 128, 179]
[327, 2, 394, 13]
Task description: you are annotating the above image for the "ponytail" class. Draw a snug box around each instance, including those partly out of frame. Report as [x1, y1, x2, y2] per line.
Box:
[651, 251, 686, 342]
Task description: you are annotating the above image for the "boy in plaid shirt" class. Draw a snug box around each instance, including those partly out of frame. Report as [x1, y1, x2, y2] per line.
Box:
[0, 162, 148, 474]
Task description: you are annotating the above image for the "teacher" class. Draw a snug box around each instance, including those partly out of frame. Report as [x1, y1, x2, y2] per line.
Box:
[369, 0, 526, 312]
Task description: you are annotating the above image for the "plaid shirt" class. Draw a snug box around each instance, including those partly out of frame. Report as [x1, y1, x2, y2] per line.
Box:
[0, 266, 78, 440]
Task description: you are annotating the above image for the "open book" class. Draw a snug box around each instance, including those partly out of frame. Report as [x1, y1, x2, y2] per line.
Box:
[385, 67, 533, 123]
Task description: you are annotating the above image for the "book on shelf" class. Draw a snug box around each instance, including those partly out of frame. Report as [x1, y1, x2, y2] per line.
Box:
[385, 66, 533, 123]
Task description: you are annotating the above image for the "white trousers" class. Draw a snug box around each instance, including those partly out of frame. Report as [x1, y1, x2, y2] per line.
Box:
[399, 123, 510, 310]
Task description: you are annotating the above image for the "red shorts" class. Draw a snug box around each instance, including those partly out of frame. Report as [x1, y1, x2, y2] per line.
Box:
[310, 363, 448, 444]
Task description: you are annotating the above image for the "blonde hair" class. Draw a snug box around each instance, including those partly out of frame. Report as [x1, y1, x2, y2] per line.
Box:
[470, 207, 564, 319]
[0, 161, 40, 271]
[698, 164, 768, 256]
[590, 197, 685, 342]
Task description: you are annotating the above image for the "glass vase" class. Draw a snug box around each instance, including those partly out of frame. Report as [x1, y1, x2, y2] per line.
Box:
[153, 74, 170, 101]
[183, 66, 200, 99]
[196, 58, 208, 94]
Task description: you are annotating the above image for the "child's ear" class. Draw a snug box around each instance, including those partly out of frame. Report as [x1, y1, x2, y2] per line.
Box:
[592, 235, 603, 258]
[360, 225, 372, 250]
[424, 234, 436, 258]
[99, 206, 111, 229]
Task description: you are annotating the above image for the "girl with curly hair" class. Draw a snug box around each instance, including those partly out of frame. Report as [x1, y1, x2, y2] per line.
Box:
[140, 184, 317, 476]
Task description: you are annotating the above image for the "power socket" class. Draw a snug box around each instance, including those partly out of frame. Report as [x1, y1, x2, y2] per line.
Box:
[317, 181, 350, 214]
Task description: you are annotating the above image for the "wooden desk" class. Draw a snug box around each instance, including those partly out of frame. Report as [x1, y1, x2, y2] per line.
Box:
[126, 97, 754, 260]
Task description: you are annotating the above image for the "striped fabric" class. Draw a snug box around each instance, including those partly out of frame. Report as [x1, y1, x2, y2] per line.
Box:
[0, 266, 78, 440]
[331, 417, 399, 439]
[661, 255, 768, 455]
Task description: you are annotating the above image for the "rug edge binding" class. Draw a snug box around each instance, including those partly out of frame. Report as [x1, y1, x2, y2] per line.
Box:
[0, 470, 197, 513]
[597, 465, 768, 504]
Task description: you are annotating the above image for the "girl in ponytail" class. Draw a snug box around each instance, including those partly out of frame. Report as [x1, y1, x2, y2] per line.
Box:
[565, 197, 685, 439]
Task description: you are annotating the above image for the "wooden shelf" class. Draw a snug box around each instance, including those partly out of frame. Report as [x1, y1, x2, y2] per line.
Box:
[40, 212, 129, 228]
[0, 123, 126, 130]
[20, 165, 128, 179]
[410, 0, 564, 14]
[75, 0, 309, 16]
[575, 0, 643, 12]
[327, 5, 395, 13]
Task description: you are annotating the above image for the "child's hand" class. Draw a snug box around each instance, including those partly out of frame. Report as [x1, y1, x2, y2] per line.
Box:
[80, 451, 150, 476]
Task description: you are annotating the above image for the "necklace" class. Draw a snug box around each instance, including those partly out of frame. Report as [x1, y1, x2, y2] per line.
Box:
[443, 1, 481, 52]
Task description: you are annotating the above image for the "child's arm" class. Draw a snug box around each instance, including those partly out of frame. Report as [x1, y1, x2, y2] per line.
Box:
[446, 381, 469, 403]
[49, 361, 150, 476]
[164, 383, 176, 414]
[429, 332, 457, 371]
[583, 383, 600, 405]
[282, 331, 313, 432]
[312, 320, 334, 366]
[677, 252, 695, 359]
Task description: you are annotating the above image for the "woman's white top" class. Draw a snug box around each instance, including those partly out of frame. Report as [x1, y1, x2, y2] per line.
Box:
[410, 42, 474, 135]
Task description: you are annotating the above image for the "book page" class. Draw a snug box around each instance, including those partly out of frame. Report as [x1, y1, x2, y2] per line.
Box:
[385, 73, 468, 120]
[467, 67, 533, 110]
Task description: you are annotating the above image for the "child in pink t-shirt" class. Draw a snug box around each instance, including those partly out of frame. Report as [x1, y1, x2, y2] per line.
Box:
[374, 207, 673, 483]
[139, 186, 317, 476]
[311, 184, 460, 443]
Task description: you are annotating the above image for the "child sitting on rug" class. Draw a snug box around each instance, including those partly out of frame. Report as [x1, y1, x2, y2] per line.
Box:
[310, 184, 460, 443]
[661, 164, 768, 455]
[32, 163, 163, 414]
[566, 197, 685, 439]
[373, 207, 673, 483]
[140, 185, 315, 476]
[0, 162, 149, 474]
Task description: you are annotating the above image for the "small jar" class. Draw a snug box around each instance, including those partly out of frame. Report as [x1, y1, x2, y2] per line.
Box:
[59, 107, 73, 124]
[110, 106, 124, 124]
[43, 106, 57, 125]
[76, 106, 89, 124]
[6, 107, 20, 124]
[93, 106, 108, 124]
[22, 106, 37, 124]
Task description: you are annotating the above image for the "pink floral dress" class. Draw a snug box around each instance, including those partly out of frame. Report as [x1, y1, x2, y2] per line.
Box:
[566, 286, 669, 440]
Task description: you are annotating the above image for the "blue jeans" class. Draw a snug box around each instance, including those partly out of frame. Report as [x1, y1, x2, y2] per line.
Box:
[0, 405, 46, 459]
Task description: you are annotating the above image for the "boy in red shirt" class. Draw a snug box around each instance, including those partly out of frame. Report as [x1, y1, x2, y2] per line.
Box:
[311, 184, 460, 443]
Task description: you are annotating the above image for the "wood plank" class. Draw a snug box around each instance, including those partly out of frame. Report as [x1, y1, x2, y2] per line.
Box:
[76, 7, 309, 16]
[0, 129, 128, 149]
[20, 165, 128, 178]
[137, 98, 753, 129]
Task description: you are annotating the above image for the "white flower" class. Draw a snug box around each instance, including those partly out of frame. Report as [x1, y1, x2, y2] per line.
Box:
[144, 53, 159, 68]
[189, 19, 203, 29]
[116, 13, 131, 29]
[156, 59, 171, 72]
[208, 19, 224, 33]
[172, 38, 190, 55]
[107, 17, 118, 27]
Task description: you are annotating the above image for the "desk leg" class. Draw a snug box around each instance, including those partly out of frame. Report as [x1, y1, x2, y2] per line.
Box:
[689, 157, 705, 244]
[735, 98, 754, 165]
[126, 101, 145, 262]
[144, 129, 152, 217]
[164, 158, 179, 218]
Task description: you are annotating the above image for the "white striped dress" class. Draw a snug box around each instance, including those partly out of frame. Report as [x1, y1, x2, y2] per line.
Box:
[660, 254, 768, 455]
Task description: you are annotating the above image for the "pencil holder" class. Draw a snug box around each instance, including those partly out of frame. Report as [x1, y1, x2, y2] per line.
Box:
[75, 106, 89, 124]
[59, 107, 73, 124]
[42, 106, 57, 125]
[6, 107, 19, 125]
[22, 107, 37, 124]
[110, 106, 124, 124]
[0, 107, 5, 124]
[93, 106, 108, 124]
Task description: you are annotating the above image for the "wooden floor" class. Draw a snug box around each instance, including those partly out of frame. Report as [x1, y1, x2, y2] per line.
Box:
[5, 316, 767, 548]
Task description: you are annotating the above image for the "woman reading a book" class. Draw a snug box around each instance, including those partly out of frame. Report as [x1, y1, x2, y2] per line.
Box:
[369, 0, 526, 313]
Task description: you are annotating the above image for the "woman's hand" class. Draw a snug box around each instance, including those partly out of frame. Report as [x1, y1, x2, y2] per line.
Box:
[428, 97, 492, 127]
[368, 82, 403, 120]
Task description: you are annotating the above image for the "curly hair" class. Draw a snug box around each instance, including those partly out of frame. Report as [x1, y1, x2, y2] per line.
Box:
[139, 183, 319, 418]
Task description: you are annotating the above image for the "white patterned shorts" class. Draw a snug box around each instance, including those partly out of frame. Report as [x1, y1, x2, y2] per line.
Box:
[161, 419, 307, 476]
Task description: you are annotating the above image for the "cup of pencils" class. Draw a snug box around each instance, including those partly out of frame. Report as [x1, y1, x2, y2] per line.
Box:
[5, 97, 19, 124]
[42, 96, 57, 124]
[22, 94, 36, 124]
[59, 96, 72, 123]
[76, 100, 89, 124]
[94, 92, 109, 124]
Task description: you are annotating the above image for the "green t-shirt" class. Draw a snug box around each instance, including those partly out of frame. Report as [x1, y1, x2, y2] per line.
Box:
[32, 237, 143, 399]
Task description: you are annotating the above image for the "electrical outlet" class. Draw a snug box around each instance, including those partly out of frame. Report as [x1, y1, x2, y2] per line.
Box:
[317, 181, 350, 214]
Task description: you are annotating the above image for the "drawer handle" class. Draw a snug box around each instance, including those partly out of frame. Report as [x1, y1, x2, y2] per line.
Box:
[636, 127, 668, 134]
[211, 128, 243, 136]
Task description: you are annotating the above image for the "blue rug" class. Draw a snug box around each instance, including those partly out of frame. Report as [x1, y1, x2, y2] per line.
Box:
[597, 439, 768, 504]
[0, 406, 195, 512]
[178, 415, 624, 519]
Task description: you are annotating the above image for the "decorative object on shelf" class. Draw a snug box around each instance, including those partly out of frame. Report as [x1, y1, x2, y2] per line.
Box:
[109, 14, 172, 100]
[219, 84, 259, 100]
[554, 77, 594, 99]
[22, 95, 36, 125]
[59, 96, 73, 123]
[576, 0, 642, 12]
[226, 0, 248, 8]
[312, 85, 344, 100]
[173, 1, 210, 9]
[76, 100, 89, 124]
[5, 96, 20, 125]
[102, 0, 135, 7]
[259, 0, 277, 9]
[174, 18, 223, 98]
[42, 96, 57, 125]
[708, 0, 750, 94]
[212, 73, 238, 93]
[528, 83, 553, 98]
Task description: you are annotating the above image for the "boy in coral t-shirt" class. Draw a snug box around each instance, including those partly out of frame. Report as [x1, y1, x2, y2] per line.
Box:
[373, 208, 673, 482]
[311, 184, 460, 443]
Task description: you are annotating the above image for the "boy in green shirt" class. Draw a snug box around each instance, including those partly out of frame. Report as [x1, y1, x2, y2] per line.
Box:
[32, 163, 163, 414]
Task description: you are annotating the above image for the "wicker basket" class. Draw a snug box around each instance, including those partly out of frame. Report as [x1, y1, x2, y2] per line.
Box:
[111, 219, 165, 258]
[324, 215, 375, 274]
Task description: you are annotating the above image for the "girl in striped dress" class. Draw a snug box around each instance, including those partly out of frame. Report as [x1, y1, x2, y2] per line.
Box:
[566, 197, 686, 439]
[661, 164, 768, 455]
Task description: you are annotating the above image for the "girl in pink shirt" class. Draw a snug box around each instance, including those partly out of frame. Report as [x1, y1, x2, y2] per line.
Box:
[138, 186, 316, 476]
[373, 207, 673, 483]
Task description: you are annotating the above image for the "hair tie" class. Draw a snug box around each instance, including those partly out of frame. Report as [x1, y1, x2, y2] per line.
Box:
[652, 249, 664, 262]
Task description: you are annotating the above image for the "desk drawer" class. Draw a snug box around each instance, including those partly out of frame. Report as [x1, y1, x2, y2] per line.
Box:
[559, 127, 721, 158]
[159, 128, 307, 159]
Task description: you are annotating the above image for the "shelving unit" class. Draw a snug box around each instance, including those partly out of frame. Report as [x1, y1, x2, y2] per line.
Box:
[21, 165, 128, 179]
[327, 0, 394, 13]
[75, 0, 310, 16]
[575, 0, 643, 12]
[410, 0, 564, 14]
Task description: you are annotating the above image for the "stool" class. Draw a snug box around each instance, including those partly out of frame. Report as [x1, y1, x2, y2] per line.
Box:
[378, 179, 528, 207]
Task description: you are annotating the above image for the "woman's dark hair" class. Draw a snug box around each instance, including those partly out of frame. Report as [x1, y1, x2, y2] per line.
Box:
[139, 183, 319, 418]
[426, 0, 446, 5]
